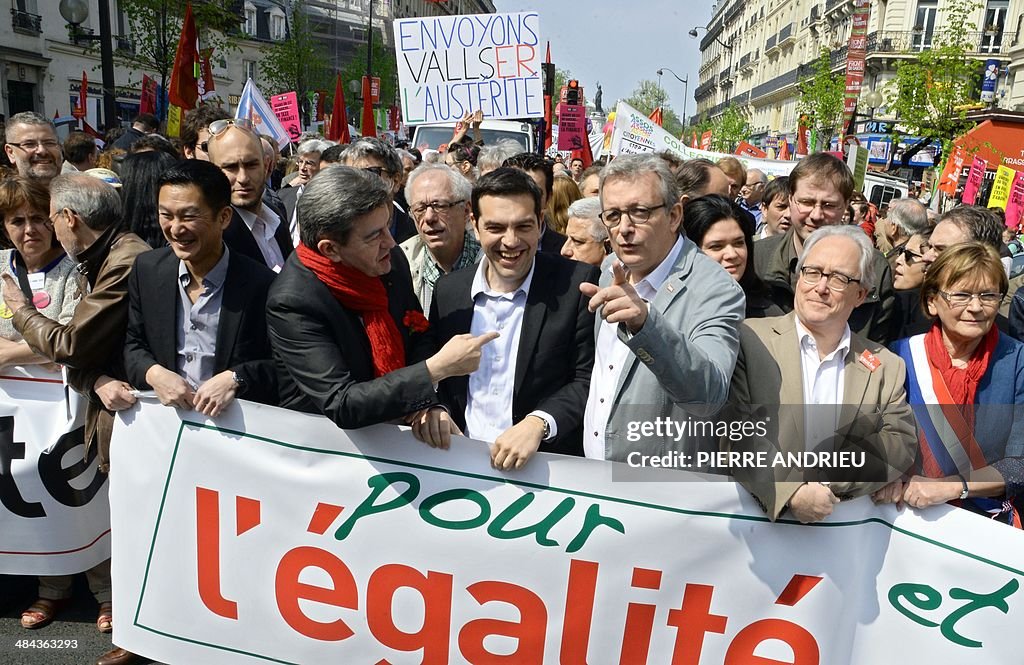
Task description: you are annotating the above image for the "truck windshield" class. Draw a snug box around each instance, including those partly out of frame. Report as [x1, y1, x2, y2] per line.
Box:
[414, 127, 531, 152]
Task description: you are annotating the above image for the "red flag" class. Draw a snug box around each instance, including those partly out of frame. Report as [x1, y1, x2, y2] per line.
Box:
[73, 71, 88, 121]
[360, 75, 376, 138]
[328, 74, 351, 143]
[168, 2, 199, 110]
[648, 107, 663, 127]
[199, 48, 216, 101]
[691, 131, 698, 149]
[544, 42, 553, 151]
[139, 74, 157, 115]
[779, 138, 791, 161]
[796, 115, 809, 156]
[571, 135, 594, 170]
[82, 120, 101, 139]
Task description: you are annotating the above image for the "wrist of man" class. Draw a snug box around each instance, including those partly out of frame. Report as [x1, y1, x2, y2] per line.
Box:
[526, 411, 555, 441]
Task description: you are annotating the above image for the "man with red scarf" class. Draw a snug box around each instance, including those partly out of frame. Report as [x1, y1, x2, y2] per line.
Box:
[727, 225, 917, 523]
[267, 166, 496, 435]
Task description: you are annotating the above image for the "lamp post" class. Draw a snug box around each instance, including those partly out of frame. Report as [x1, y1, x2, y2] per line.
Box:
[59, 0, 118, 129]
[657, 67, 689, 126]
[689, 26, 734, 106]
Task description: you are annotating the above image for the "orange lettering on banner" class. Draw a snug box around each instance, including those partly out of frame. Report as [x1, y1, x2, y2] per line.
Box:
[617, 567, 665, 664]
[724, 618, 820, 665]
[516, 44, 537, 77]
[274, 546, 359, 641]
[195, 487, 239, 619]
[559, 559, 599, 662]
[366, 564, 453, 663]
[458, 581, 547, 663]
[666, 584, 728, 665]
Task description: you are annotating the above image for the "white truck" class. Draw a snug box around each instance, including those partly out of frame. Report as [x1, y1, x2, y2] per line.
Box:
[411, 119, 535, 153]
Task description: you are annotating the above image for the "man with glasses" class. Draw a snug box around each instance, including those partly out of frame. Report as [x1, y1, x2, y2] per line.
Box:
[879, 198, 931, 270]
[400, 162, 480, 312]
[341, 137, 417, 244]
[280, 138, 329, 246]
[3, 112, 63, 186]
[754, 152, 896, 344]
[426, 168, 598, 469]
[728, 225, 916, 523]
[181, 102, 230, 161]
[579, 154, 744, 463]
[739, 168, 768, 229]
[207, 119, 291, 272]
[920, 205, 1005, 271]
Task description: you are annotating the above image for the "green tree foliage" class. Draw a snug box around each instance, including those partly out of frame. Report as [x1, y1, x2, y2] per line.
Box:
[625, 80, 683, 137]
[797, 47, 845, 148]
[260, 0, 331, 124]
[885, 0, 982, 158]
[709, 106, 750, 153]
[115, 0, 241, 119]
[340, 35, 398, 112]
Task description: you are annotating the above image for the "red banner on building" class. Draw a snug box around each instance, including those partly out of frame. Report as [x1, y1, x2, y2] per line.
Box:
[840, 0, 871, 145]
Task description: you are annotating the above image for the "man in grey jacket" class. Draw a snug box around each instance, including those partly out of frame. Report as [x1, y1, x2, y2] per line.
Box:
[580, 155, 745, 463]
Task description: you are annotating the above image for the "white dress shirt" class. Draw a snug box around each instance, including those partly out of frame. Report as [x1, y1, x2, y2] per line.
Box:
[464, 259, 554, 443]
[583, 236, 685, 460]
[235, 203, 285, 272]
[795, 318, 850, 451]
[289, 185, 304, 248]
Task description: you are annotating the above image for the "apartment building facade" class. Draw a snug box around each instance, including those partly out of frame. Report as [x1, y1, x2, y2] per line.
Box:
[693, 0, 1024, 147]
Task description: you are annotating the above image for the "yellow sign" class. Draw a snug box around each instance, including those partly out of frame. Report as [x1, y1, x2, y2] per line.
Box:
[988, 165, 1016, 210]
[166, 105, 182, 138]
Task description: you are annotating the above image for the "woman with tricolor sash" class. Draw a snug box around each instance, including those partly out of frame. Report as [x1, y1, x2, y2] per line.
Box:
[888, 243, 1024, 527]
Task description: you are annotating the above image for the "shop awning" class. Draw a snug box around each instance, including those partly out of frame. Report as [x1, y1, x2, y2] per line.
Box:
[954, 118, 1024, 169]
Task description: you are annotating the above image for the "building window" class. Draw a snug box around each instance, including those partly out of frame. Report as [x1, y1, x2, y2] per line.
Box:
[271, 13, 285, 40]
[911, 0, 937, 51]
[244, 3, 257, 36]
[244, 60, 257, 82]
[981, 0, 1008, 53]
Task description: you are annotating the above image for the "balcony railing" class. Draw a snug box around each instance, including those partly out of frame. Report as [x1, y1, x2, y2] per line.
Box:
[825, 0, 848, 15]
[115, 35, 135, 53]
[739, 53, 752, 70]
[719, 68, 732, 84]
[694, 79, 718, 100]
[810, 5, 821, 22]
[865, 30, 1008, 55]
[765, 34, 777, 52]
[779, 23, 794, 44]
[724, 0, 743, 25]
[830, 45, 848, 69]
[11, 9, 42, 35]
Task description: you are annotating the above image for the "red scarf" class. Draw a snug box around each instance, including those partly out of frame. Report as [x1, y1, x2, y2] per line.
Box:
[296, 243, 405, 377]
[924, 322, 998, 434]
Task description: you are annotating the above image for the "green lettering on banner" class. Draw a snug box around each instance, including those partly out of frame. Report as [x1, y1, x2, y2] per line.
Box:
[888, 579, 1020, 648]
[419, 488, 491, 530]
[335, 472, 420, 540]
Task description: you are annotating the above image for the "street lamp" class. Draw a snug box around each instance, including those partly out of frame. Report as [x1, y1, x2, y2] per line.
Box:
[688, 26, 733, 50]
[657, 67, 689, 127]
[59, 0, 117, 130]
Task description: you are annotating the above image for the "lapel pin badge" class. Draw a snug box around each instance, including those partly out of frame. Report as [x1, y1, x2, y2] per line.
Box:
[858, 349, 882, 373]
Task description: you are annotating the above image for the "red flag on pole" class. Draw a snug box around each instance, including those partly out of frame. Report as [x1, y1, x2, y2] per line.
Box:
[691, 131, 699, 149]
[796, 115, 809, 156]
[779, 138, 791, 161]
[328, 74, 351, 143]
[168, 2, 200, 110]
[648, 107, 663, 127]
[360, 75, 376, 138]
[571, 132, 594, 170]
[140, 74, 157, 115]
[73, 71, 88, 125]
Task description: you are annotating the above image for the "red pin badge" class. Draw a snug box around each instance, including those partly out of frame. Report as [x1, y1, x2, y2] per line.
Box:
[858, 349, 882, 372]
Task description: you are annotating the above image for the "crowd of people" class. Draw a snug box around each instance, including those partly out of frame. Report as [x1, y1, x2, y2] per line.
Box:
[2, 105, 1022, 664]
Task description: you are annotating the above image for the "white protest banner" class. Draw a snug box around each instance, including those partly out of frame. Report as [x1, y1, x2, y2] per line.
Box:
[0, 366, 110, 575]
[111, 402, 1024, 664]
[394, 12, 543, 124]
[610, 101, 798, 177]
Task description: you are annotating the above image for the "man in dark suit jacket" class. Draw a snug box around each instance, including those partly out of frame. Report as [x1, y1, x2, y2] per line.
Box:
[267, 166, 496, 431]
[429, 168, 597, 469]
[123, 160, 277, 416]
[208, 122, 292, 272]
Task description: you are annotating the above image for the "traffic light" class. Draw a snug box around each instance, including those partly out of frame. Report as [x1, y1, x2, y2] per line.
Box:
[567, 79, 580, 106]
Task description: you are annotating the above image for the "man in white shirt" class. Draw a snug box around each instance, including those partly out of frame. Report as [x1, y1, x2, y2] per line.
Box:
[728, 225, 916, 523]
[428, 168, 598, 470]
[580, 154, 745, 463]
[207, 121, 292, 272]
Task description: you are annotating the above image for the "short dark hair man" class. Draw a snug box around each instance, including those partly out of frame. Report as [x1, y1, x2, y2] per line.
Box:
[62, 132, 98, 172]
[503, 152, 567, 255]
[341, 137, 417, 243]
[123, 160, 278, 417]
[267, 166, 496, 435]
[180, 103, 230, 161]
[207, 122, 292, 272]
[753, 152, 896, 344]
[111, 112, 159, 152]
[428, 168, 598, 469]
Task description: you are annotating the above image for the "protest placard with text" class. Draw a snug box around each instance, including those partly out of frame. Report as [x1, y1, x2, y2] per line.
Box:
[394, 13, 543, 123]
[270, 92, 302, 144]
